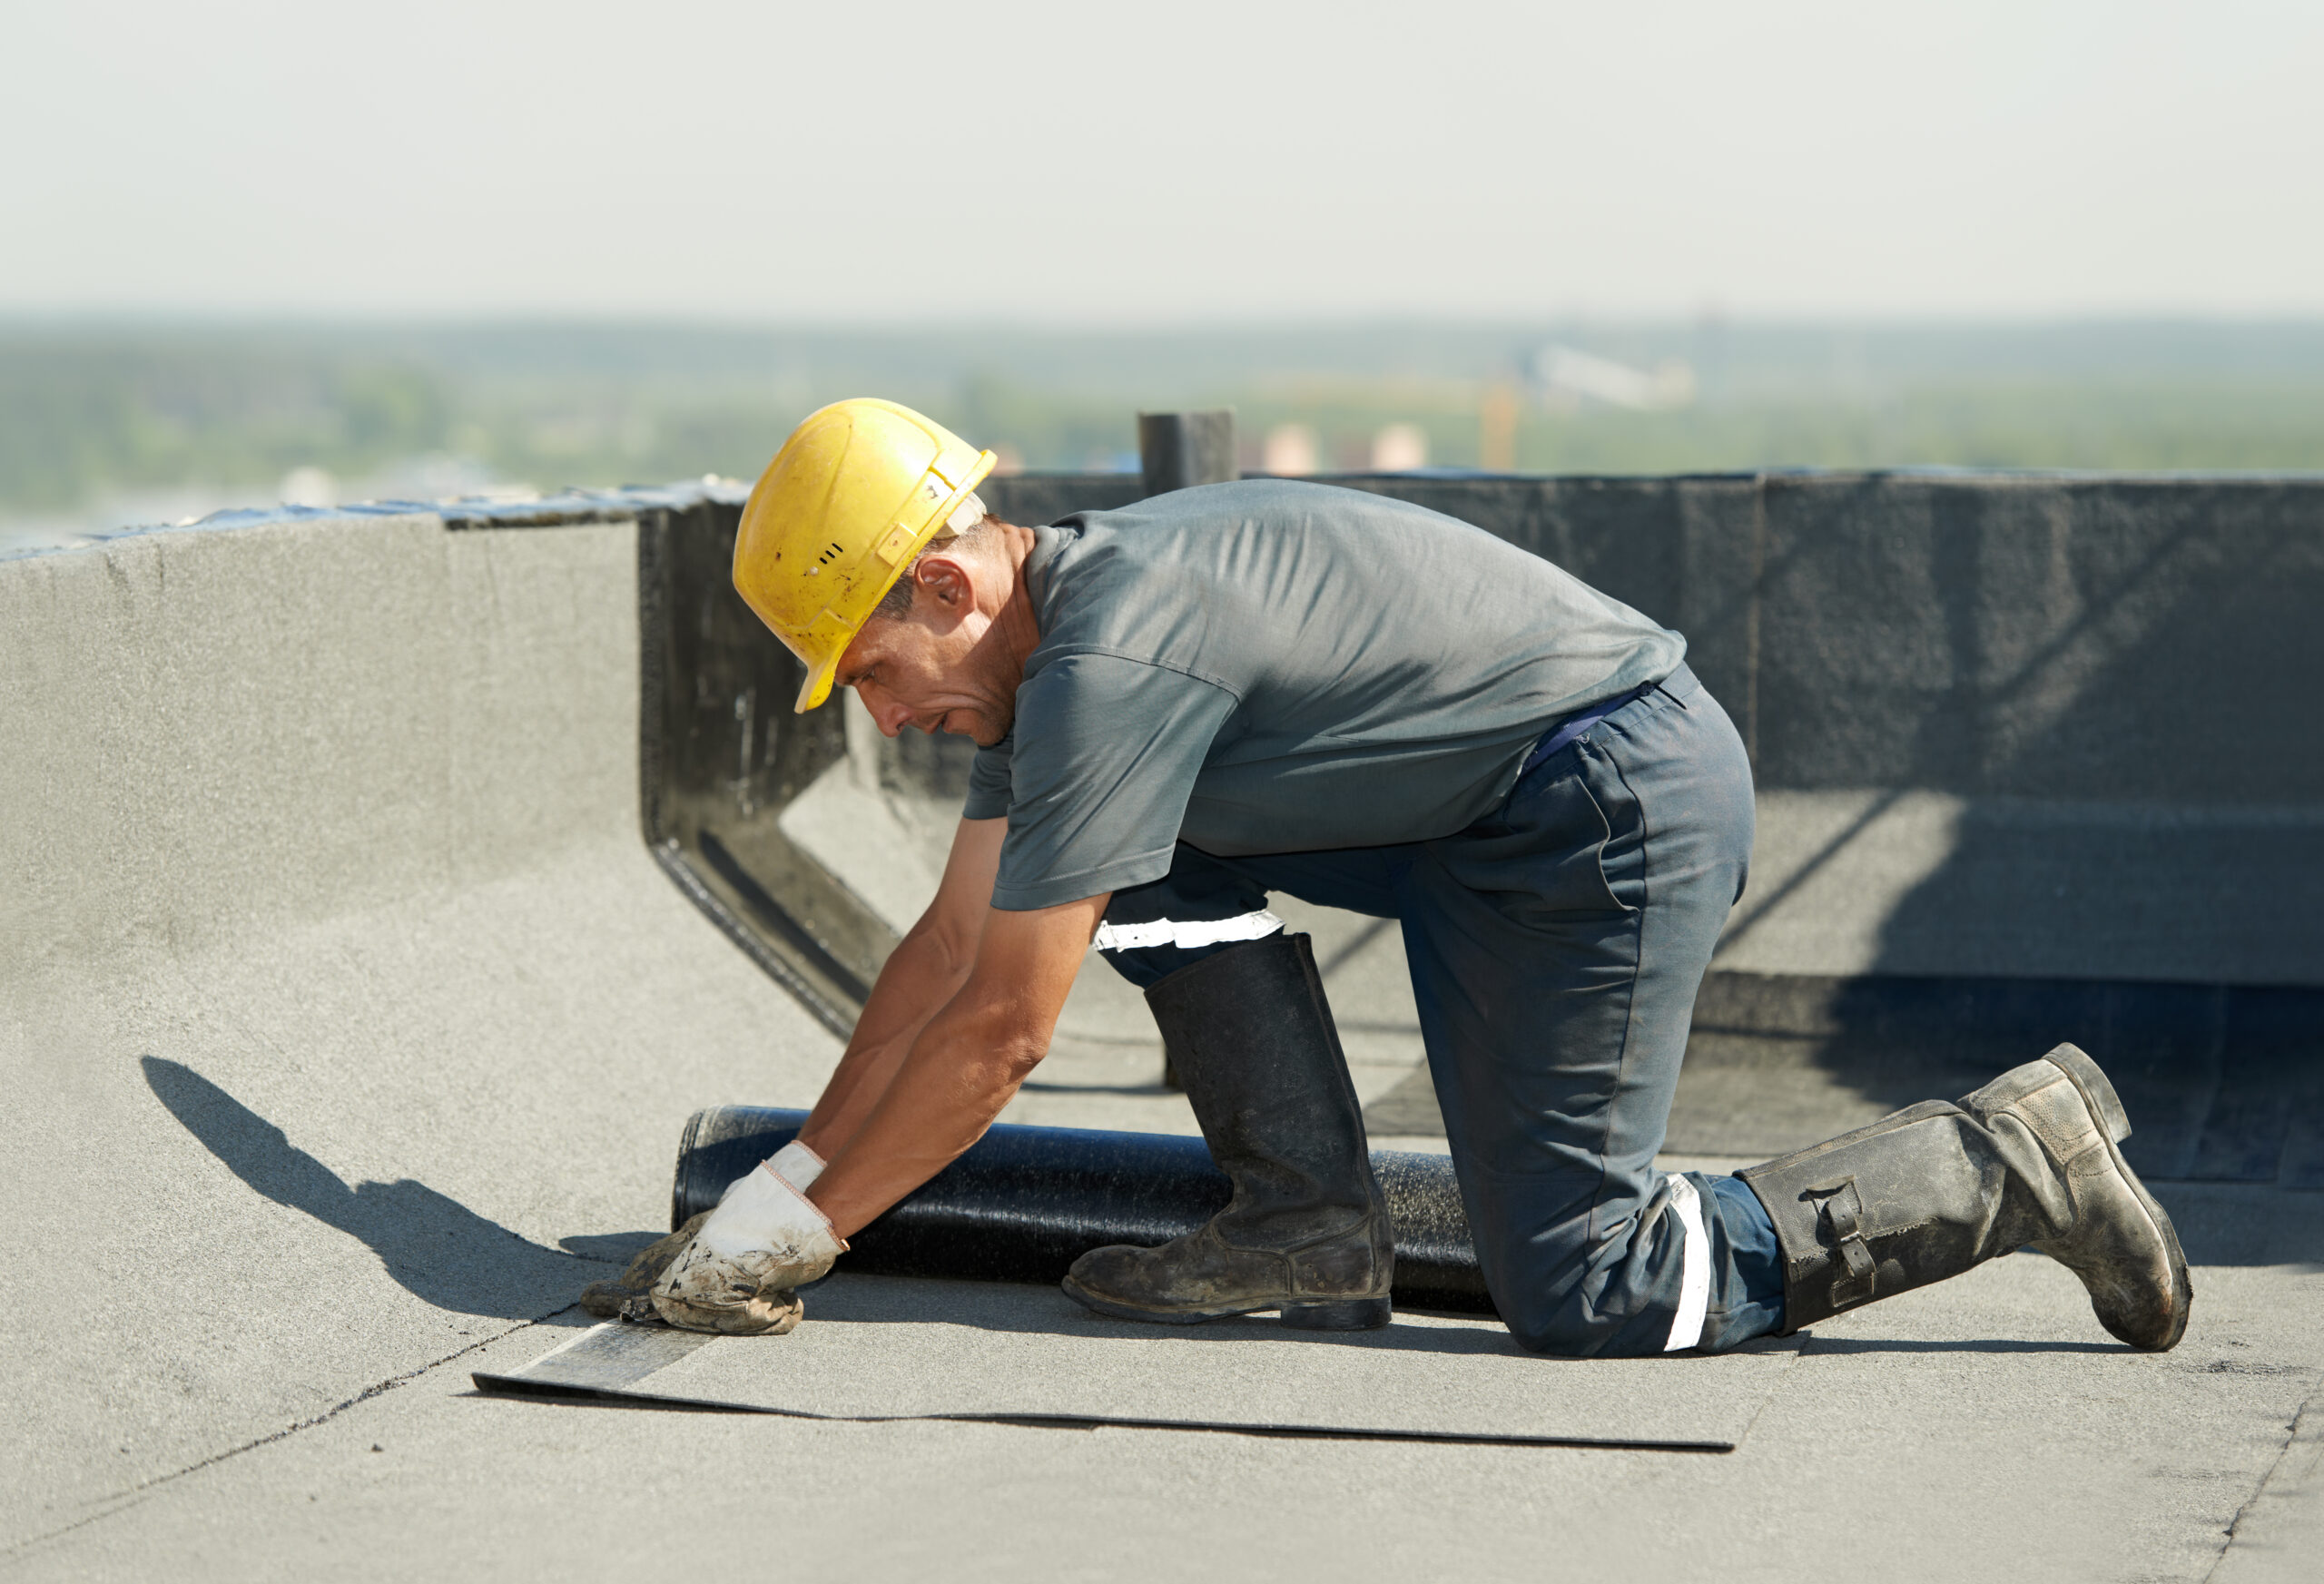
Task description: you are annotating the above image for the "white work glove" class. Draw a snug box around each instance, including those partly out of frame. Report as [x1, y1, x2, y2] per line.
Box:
[652, 1160, 847, 1334]
[754, 1138, 825, 1195]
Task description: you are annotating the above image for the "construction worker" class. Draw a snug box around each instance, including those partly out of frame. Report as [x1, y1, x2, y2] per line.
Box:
[645, 398, 2191, 1358]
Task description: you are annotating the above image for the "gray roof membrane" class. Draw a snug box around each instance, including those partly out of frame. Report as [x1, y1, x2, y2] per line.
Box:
[478, 1276, 1798, 1450]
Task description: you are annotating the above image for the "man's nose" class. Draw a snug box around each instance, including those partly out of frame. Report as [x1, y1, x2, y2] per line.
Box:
[858, 690, 911, 738]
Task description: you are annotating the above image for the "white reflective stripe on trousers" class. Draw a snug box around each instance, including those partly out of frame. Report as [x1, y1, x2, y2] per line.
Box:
[1092, 910, 1284, 953]
[1663, 1174, 1711, 1353]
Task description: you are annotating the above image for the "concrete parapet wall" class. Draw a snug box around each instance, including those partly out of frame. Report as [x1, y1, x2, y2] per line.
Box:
[2, 513, 631, 968]
[0, 504, 834, 1542]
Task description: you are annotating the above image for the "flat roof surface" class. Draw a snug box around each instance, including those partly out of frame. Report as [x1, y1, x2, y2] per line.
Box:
[5, 505, 2317, 1583]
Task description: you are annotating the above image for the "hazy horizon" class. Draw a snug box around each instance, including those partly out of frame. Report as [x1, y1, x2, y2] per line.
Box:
[11, 313, 2324, 555]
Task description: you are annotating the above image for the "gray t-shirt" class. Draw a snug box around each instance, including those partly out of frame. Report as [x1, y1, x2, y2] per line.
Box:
[964, 479, 1684, 910]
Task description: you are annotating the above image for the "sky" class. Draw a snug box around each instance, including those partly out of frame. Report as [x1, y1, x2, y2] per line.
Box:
[5, 0, 2320, 323]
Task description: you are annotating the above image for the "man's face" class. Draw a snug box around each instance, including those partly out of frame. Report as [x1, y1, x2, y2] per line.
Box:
[836, 554, 1019, 746]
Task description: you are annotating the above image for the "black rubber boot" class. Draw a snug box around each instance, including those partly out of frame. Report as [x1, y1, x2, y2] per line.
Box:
[1063, 932, 1395, 1331]
[1739, 1042, 2191, 1351]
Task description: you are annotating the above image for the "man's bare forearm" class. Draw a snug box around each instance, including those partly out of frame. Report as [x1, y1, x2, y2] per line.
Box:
[796, 920, 974, 1159]
[807, 985, 1045, 1237]
[793, 817, 1000, 1161]
[808, 894, 1105, 1238]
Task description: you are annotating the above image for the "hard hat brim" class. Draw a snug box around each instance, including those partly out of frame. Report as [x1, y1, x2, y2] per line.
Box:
[795, 653, 839, 713]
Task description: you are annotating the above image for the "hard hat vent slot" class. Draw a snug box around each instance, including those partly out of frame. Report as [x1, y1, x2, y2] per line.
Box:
[819, 543, 842, 564]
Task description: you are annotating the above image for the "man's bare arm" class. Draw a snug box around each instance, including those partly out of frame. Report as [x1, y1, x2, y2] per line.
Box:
[794, 817, 1003, 1161]
[807, 890, 1108, 1238]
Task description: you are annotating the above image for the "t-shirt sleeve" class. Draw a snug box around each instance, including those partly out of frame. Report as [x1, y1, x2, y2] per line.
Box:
[962, 737, 1013, 821]
[989, 653, 1239, 911]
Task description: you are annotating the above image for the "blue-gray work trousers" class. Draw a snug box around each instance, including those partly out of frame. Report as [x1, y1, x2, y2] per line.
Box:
[1098, 665, 1785, 1357]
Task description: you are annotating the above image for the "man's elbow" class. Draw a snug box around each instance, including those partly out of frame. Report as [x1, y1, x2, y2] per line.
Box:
[944, 990, 1049, 1085]
[903, 910, 980, 981]
[982, 1011, 1050, 1086]
[995, 1035, 1047, 1085]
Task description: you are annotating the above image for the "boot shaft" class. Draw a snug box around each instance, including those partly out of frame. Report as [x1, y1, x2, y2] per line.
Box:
[1739, 1098, 2049, 1327]
[1143, 931, 1388, 1245]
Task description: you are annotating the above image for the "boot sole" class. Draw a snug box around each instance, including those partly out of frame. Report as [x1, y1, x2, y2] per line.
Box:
[2040, 1042, 2193, 1352]
[1059, 1274, 1392, 1332]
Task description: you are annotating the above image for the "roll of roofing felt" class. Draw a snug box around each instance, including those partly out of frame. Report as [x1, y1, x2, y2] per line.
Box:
[672, 1107, 1495, 1316]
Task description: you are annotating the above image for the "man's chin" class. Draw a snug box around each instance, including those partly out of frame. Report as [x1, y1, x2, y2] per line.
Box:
[965, 710, 1012, 749]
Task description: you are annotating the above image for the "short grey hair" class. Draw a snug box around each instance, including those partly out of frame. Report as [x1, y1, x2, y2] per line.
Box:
[872, 492, 987, 622]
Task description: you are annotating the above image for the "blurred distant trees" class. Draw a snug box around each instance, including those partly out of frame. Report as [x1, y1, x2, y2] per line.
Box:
[0, 337, 449, 510]
[5, 320, 2324, 524]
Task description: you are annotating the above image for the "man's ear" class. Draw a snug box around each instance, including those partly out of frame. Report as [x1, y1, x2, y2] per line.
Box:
[914, 551, 973, 612]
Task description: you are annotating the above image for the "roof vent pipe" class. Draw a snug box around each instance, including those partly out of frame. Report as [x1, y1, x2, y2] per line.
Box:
[1137, 409, 1238, 498]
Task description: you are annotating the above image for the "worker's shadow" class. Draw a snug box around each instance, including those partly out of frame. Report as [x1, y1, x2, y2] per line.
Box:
[142, 1056, 622, 1321]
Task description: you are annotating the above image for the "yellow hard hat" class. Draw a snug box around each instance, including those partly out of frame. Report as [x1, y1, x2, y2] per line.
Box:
[734, 398, 997, 713]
